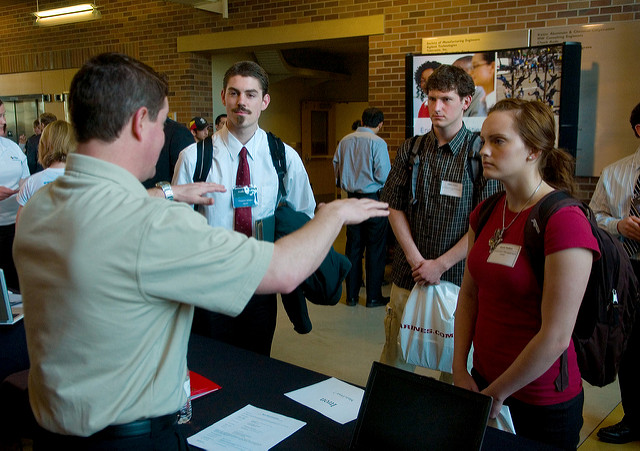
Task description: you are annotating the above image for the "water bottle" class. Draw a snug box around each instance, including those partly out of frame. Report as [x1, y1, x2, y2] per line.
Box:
[177, 371, 192, 424]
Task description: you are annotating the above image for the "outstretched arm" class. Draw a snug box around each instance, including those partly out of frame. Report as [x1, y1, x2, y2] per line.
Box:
[257, 198, 389, 294]
[147, 182, 226, 205]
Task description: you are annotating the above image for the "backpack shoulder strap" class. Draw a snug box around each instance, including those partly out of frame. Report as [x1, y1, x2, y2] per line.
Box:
[466, 131, 487, 206]
[522, 189, 585, 392]
[523, 190, 582, 286]
[466, 131, 483, 182]
[407, 135, 426, 204]
[267, 131, 287, 203]
[474, 191, 505, 241]
[192, 137, 213, 183]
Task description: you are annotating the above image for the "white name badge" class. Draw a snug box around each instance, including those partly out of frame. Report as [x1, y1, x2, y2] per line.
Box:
[440, 181, 463, 198]
[487, 243, 522, 268]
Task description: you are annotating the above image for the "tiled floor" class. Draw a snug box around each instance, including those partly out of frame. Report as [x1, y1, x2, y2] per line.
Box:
[270, 226, 636, 449]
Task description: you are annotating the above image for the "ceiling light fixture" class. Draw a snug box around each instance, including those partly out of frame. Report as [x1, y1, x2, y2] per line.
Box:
[33, 3, 101, 27]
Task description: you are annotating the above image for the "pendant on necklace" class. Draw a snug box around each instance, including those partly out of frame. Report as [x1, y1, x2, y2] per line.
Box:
[488, 228, 503, 254]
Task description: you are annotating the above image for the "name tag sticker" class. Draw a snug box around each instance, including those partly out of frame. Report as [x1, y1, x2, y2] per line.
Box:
[232, 185, 258, 208]
[487, 243, 522, 267]
[440, 181, 463, 198]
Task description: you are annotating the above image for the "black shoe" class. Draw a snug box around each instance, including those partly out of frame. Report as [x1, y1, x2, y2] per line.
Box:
[366, 296, 390, 308]
[345, 298, 358, 306]
[597, 419, 640, 444]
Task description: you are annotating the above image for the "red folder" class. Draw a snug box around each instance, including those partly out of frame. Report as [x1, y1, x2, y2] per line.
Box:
[189, 370, 221, 400]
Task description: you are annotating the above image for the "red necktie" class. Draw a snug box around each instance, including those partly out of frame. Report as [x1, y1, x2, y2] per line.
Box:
[234, 147, 252, 237]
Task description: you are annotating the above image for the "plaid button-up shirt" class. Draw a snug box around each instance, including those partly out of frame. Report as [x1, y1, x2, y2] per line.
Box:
[382, 124, 501, 289]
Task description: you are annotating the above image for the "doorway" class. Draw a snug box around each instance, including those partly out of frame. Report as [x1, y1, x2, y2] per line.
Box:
[1, 96, 43, 145]
[301, 101, 337, 204]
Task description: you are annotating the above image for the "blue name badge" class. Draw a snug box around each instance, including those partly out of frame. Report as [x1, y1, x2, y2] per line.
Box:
[232, 185, 259, 208]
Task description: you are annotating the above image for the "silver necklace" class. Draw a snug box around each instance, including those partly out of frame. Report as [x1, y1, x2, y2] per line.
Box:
[488, 180, 543, 254]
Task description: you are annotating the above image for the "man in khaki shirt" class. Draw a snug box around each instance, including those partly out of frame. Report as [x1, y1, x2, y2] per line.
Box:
[13, 52, 388, 449]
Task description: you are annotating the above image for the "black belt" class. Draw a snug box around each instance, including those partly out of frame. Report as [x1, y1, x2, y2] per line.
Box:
[95, 412, 177, 438]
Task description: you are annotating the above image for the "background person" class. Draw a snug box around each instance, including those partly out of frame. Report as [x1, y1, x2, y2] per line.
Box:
[142, 117, 194, 189]
[333, 107, 390, 307]
[25, 112, 57, 175]
[189, 116, 209, 142]
[453, 99, 598, 449]
[16, 120, 76, 224]
[215, 113, 227, 131]
[589, 101, 640, 445]
[19, 120, 41, 152]
[0, 98, 29, 290]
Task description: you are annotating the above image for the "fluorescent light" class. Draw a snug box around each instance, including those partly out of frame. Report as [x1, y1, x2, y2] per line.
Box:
[33, 3, 101, 27]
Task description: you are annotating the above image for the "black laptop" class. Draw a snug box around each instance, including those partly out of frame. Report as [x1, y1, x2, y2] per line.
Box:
[350, 362, 492, 451]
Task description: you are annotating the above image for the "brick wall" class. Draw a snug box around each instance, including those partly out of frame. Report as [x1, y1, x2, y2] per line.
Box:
[576, 175, 600, 204]
[1, 0, 638, 152]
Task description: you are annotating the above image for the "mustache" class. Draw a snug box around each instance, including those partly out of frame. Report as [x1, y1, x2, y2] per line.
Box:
[233, 107, 251, 114]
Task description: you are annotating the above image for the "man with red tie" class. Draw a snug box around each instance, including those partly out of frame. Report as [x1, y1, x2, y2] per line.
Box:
[173, 61, 315, 356]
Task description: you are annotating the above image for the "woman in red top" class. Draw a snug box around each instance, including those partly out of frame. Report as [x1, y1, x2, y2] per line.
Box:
[453, 99, 599, 450]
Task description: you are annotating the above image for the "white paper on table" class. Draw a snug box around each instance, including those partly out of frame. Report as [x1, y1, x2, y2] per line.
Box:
[284, 377, 364, 425]
[487, 405, 516, 434]
[187, 404, 306, 451]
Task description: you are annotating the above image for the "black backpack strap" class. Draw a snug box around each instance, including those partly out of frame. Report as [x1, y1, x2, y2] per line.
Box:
[473, 191, 505, 240]
[192, 137, 213, 183]
[193, 139, 203, 182]
[466, 131, 483, 182]
[466, 132, 487, 206]
[192, 137, 213, 211]
[522, 189, 583, 392]
[267, 131, 287, 205]
[523, 190, 582, 286]
[407, 135, 424, 205]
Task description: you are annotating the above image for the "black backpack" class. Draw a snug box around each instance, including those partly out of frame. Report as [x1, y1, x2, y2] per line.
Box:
[192, 131, 287, 204]
[476, 190, 639, 388]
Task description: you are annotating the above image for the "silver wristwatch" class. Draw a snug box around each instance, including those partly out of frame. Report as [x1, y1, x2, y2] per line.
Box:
[155, 181, 174, 201]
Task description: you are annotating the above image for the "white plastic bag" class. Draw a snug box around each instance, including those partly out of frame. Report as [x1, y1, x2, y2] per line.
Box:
[400, 281, 460, 371]
[488, 405, 516, 434]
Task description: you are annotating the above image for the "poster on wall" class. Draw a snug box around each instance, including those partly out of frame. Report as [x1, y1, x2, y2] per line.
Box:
[406, 43, 581, 158]
[532, 21, 640, 176]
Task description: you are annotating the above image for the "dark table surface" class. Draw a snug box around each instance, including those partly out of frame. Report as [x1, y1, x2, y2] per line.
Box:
[0, 321, 29, 382]
[181, 333, 558, 450]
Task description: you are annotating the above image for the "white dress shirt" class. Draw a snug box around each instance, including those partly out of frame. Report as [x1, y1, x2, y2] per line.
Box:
[589, 144, 640, 258]
[173, 127, 315, 230]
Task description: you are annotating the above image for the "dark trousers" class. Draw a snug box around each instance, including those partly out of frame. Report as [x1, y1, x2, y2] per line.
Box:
[33, 417, 187, 451]
[0, 223, 19, 291]
[620, 260, 640, 429]
[191, 294, 277, 356]
[472, 369, 583, 450]
[345, 192, 388, 302]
